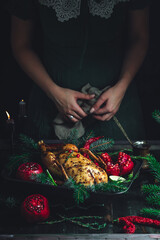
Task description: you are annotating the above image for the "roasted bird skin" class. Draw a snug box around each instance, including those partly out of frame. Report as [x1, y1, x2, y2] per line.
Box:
[38, 141, 108, 186]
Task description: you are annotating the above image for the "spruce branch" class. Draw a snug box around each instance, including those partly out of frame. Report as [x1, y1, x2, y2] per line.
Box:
[19, 134, 39, 151]
[89, 138, 114, 152]
[146, 154, 160, 182]
[152, 109, 160, 124]
[142, 184, 160, 195]
[64, 178, 90, 204]
[31, 172, 57, 186]
[77, 130, 96, 148]
[141, 208, 160, 219]
[0, 195, 19, 208]
[146, 193, 160, 207]
[6, 134, 41, 173]
[6, 153, 31, 171]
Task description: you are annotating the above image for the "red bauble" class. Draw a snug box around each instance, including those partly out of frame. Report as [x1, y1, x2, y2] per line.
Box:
[17, 162, 43, 181]
[21, 194, 50, 223]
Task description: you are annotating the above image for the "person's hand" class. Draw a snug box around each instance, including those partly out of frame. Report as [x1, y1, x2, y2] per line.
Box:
[90, 84, 126, 121]
[52, 86, 95, 122]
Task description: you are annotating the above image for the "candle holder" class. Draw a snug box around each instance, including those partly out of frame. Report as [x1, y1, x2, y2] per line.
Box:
[132, 140, 151, 169]
[5, 111, 15, 153]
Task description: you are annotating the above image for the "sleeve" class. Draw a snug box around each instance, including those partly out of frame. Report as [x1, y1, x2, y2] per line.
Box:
[129, 0, 151, 10]
[6, 0, 37, 20]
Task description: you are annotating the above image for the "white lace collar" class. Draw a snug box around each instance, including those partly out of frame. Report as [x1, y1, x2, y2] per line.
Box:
[38, 0, 130, 22]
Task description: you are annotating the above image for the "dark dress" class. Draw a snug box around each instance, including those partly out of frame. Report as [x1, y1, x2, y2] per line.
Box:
[7, 0, 150, 141]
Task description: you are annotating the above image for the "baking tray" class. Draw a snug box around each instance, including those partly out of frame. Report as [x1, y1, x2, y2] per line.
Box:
[1, 152, 143, 206]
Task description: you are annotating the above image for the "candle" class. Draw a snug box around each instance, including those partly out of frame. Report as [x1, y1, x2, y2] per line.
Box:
[6, 111, 15, 125]
[19, 99, 27, 117]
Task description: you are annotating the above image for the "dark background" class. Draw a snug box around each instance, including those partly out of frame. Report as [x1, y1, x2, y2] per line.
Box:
[0, 1, 160, 140]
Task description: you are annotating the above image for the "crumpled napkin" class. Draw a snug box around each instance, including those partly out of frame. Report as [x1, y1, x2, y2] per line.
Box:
[53, 83, 110, 139]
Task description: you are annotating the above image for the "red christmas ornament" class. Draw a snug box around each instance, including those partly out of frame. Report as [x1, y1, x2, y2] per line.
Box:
[17, 162, 43, 182]
[21, 194, 50, 223]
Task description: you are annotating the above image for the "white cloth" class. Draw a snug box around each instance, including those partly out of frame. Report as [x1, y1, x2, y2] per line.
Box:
[53, 83, 110, 139]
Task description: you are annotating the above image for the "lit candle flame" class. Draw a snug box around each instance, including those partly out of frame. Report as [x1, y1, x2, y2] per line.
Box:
[6, 111, 11, 120]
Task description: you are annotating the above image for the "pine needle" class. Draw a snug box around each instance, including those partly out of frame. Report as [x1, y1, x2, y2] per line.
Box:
[89, 138, 114, 152]
[152, 109, 160, 124]
[146, 193, 160, 207]
[19, 134, 39, 151]
[64, 178, 90, 204]
[64, 177, 131, 204]
[6, 153, 31, 171]
[141, 208, 160, 219]
[142, 184, 160, 195]
[146, 154, 160, 182]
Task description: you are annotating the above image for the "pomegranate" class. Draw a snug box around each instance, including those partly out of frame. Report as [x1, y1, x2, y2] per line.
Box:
[21, 194, 50, 223]
[100, 152, 112, 163]
[106, 162, 120, 176]
[101, 152, 134, 177]
[17, 162, 43, 182]
[118, 152, 134, 176]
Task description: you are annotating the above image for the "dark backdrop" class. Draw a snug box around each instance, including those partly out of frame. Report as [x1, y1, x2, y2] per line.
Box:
[0, 1, 160, 140]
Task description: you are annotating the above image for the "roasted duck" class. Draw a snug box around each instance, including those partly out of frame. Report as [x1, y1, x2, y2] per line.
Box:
[38, 141, 108, 186]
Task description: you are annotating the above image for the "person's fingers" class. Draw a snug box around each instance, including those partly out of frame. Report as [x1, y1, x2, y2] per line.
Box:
[73, 103, 88, 118]
[93, 112, 114, 121]
[67, 114, 79, 123]
[68, 111, 82, 120]
[93, 104, 111, 115]
[90, 95, 106, 114]
[76, 92, 95, 100]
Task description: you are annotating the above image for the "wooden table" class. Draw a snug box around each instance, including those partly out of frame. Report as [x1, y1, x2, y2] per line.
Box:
[0, 140, 160, 239]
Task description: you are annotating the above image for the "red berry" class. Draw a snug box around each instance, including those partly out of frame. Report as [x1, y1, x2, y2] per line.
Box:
[76, 154, 80, 158]
[94, 161, 99, 166]
[17, 162, 43, 182]
[21, 194, 50, 223]
[69, 149, 73, 153]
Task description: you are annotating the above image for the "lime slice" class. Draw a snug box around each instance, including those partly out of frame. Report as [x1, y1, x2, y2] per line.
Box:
[109, 175, 126, 182]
